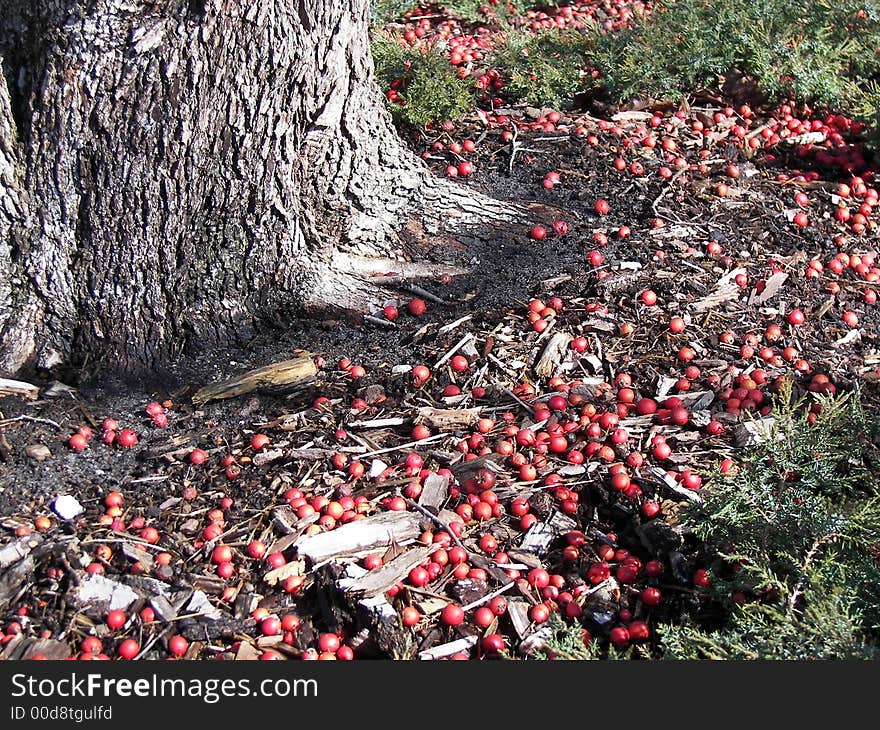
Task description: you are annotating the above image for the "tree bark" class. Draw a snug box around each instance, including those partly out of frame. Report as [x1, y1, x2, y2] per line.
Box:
[0, 0, 521, 375]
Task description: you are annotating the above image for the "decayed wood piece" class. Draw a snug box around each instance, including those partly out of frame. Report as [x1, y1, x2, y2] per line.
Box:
[358, 594, 416, 659]
[518, 511, 578, 555]
[0, 378, 39, 400]
[507, 599, 533, 638]
[0, 535, 41, 569]
[415, 406, 482, 430]
[262, 560, 306, 586]
[690, 283, 741, 312]
[418, 635, 478, 660]
[293, 510, 422, 563]
[649, 467, 703, 503]
[0, 555, 33, 611]
[748, 271, 788, 305]
[534, 332, 573, 378]
[734, 417, 783, 447]
[192, 356, 318, 405]
[339, 546, 434, 596]
[418, 473, 449, 510]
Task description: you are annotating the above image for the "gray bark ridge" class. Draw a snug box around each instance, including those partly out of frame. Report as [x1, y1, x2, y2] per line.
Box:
[0, 0, 522, 374]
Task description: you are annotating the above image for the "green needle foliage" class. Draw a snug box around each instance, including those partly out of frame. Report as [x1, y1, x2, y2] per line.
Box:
[659, 383, 880, 659]
[372, 37, 477, 126]
[592, 0, 880, 117]
[491, 28, 594, 108]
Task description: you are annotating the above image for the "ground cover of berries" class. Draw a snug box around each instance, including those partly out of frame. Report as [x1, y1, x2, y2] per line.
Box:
[0, 1, 879, 661]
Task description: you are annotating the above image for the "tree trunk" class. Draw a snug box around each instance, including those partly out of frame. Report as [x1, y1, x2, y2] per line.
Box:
[0, 0, 521, 375]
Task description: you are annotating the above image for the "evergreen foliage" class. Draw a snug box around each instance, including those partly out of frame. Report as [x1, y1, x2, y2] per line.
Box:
[661, 384, 880, 659]
[372, 37, 478, 126]
[591, 0, 880, 116]
[539, 385, 880, 660]
[492, 29, 593, 108]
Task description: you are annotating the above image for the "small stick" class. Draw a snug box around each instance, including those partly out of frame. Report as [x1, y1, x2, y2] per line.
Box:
[438, 314, 472, 335]
[0, 415, 62, 430]
[358, 433, 446, 459]
[404, 499, 467, 552]
[406, 283, 445, 304]
[508, 123, 519, 175]
[461, 581, 515, 612]
[364, 314, 396, 328]
[502, 387, 535, 416]
[434, 332, 474, 369]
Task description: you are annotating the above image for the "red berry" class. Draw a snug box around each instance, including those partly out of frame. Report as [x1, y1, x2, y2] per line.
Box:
[408, 298, 427, 316]
[529, 603, 551, 623]
[117, 429, 138, 448]
[260, 617, 282, 636]
[440, 604, 465, 626]
[594, 199, 610, 215]
[250, 433, 270, 451]
[168, 635, 188, 657]
[68, 433, 88, 451]
[189, 448, 208, 465]
[481, 634, 506, 655]
[117, 639, 140, 660]
[609, 626, 630, 647]
[106, 610, 127, 631]
[640, 587, 662, 607]
[317, 633, 341, 654]
[530, 225, 547, 240]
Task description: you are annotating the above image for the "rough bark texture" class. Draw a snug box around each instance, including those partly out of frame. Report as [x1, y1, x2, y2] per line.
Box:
[0, 0, 520, 375]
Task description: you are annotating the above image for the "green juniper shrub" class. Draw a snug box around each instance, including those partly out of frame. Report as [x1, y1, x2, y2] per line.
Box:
[491, 28, 594, 108]
[372, 36, 478, 126]
[591, 0, 880, 116]
[659, 384, 880, 659]
[540, 384, 880, 660]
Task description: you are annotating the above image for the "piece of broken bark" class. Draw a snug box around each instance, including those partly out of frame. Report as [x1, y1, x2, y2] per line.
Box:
[534, 332, 573, 378]
[293, 510, 422, 564]
[0, 377, 39, 400]
[358, 594, 416, 659]
[0, 555, 34, 612]
[415, 406, 482, 430]
[418, 635, 478, 660]
[192, 355, 318, 405]
[339, 546, 435, 597]
[734, 417, 782, 447]
[417, 473, 449, 511]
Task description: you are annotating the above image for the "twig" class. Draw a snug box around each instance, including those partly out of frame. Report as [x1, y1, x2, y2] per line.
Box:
[404, 498, 467, 552]
[406, 283, 445, 304]
[461, 581, 515, 612]
[364, 314, 396, 328]
[789, 533, 840, 614]
[508, 123, 519, 175]
[0, 415, 62, 430]
[502, 387, 535, 416]
[434, 332, 475, 369]
[358, 433, 446, 459]
[438, 314, 472, 335]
